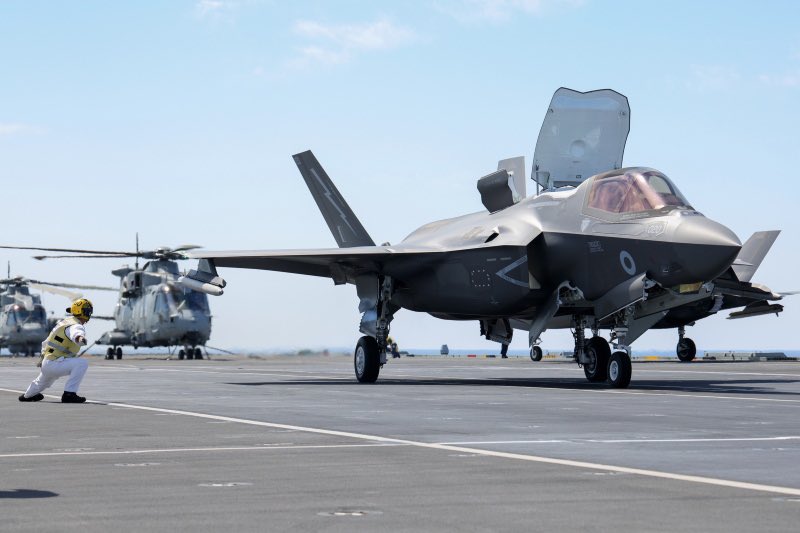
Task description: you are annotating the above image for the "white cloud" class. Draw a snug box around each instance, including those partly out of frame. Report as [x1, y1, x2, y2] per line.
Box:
[435, 0, 584, 23]
[685, 65, 741, 92]
[0, 123, 42, 136]
[290, 18, 417, 68]
[759, 71, 800, 88]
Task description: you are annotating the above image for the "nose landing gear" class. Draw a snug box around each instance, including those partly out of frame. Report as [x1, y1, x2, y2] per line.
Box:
[676, 325, 697, 362]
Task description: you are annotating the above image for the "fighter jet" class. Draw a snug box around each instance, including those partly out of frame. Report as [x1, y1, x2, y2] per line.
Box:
[181, 88, 787, 388]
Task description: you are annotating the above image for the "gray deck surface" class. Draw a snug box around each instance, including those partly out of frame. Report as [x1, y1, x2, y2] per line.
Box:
[2, 355, 799, 532]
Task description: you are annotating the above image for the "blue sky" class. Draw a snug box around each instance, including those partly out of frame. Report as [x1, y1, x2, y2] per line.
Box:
[1, 0, 798, 352]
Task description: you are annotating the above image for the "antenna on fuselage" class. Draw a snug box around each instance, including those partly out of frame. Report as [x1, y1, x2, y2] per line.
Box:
[135, 233, 139, 270]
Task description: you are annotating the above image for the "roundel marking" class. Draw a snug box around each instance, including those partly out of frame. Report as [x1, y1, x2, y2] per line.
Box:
[619, 251, 636, 275]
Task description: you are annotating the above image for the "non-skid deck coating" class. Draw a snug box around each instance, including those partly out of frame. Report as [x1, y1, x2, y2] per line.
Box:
[2, 355, 800, 532]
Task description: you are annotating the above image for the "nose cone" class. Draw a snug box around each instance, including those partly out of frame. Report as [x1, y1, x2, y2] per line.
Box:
[673, 217, 741, 281]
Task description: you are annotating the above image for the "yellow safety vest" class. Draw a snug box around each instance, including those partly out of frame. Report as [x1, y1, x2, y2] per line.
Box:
[42, 317, 83, 361]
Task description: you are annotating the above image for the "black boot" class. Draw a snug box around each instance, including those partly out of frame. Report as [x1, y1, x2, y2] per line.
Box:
[61, 391, 86, 403]
[19, 393, 44, 402]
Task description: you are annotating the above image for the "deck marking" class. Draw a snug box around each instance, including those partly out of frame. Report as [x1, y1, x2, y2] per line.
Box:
[3, 387, 800, 497]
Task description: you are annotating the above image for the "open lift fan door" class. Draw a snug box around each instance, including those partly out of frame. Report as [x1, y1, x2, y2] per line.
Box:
[533, 88, 630, 190]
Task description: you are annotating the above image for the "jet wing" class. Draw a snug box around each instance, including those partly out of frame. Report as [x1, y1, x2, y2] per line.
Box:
[191, 246, 395, 279]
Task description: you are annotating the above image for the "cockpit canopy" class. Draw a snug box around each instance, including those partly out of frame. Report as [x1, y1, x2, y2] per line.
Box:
[586, 169, 692, 218]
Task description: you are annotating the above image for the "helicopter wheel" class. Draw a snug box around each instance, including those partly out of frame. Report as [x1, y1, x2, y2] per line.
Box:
[194, 347, 203, 360]
[186, 348, 194, 360]
[115, 346, 123, 360]
[106, 347, 114, 360]
[178, 349, 185, 360]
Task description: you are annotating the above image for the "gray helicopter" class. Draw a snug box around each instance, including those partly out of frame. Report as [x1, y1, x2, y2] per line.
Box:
[181, 87, 788, 388]
[0, 244, 213, 360]
[0, 272, 115, 356]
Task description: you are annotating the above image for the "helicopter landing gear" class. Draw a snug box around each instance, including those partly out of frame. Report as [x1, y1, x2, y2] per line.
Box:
[106, 346, 123, 360]
[676, 326, 696, 362]
[178, 349, 185, 360]
[194, 347, 203, 360]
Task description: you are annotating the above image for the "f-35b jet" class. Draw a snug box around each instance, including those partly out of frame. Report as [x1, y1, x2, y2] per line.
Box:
[181, 88, 788, 388]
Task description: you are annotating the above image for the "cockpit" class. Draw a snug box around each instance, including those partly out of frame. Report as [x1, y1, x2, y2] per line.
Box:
[585, 169, 692, 218]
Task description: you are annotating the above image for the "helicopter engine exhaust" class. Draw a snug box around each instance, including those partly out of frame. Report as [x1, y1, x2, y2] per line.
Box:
[178, 274, 225, 296]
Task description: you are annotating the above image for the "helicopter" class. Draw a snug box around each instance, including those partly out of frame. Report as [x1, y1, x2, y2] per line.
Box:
[0, 271, 115, 356]
[0, 243, 213, 360]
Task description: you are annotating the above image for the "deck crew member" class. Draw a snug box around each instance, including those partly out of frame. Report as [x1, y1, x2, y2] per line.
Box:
[18, 298, 93, 403]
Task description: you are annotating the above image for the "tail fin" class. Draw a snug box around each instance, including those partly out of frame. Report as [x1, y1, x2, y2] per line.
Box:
[732, 230, 780, 282]
[293, 150, 375, 248]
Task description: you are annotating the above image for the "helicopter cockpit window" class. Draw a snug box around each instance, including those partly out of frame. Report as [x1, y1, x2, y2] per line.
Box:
[154, 292, 169, 315]
[586, 170, 692, 217]
[11, 305, 44, 324]
[164, 287, 209, 313]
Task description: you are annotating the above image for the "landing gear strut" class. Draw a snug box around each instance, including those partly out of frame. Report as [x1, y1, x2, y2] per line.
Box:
[676, 326, 696, 362]
[574, 312, 633, 388]
[352, 275, 396, 383]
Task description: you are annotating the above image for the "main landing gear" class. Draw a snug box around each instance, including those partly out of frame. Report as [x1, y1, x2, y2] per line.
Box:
[178, 346, 204, 360]
[676, 325, 696, 362]
[351, 276, 397, 383]
[105, 346, 123, 360]
[573, 316, 632, 388]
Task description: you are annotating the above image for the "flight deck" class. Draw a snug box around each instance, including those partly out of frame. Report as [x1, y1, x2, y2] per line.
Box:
[2, 355, 799, 532]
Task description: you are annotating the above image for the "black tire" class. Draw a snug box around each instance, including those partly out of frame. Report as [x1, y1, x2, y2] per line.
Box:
[194, 347, 203, 360]
[677, 338, 696, 362]
[115, 347, 123, 360]
[178, 349, 185, 360]
[106, 347, 114, 360]
[530, 345, 543, 362]
[186, 349, 194, 360]
[607, 351, 632, 388]
[583, 336, 610, 382]
[354, 336, 380, 383]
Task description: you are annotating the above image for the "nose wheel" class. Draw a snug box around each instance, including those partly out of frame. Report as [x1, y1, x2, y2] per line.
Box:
[583, 336, 610, 382]
[607, 351, 632, 388]
[676, 326, 696, 362]
[530, 345, 543, 361]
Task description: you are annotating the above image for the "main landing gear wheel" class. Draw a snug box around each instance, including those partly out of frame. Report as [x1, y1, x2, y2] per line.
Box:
[677, 338, 696, 362]
[354, 336, 380, 383]
[583, 336, 610, 382]
[194, 347, 203, 360]
[106, 347, 114, 360]
[115, 347, 123, 360]
[178, 349, 185, 360]
[530, 345, 543, 362]
[607, 351, 632, 388]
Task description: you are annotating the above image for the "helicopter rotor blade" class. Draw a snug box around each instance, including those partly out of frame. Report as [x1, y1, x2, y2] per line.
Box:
[172, 244, 202, 252]
[0, 245, 137, 255]
[33, 254, 135, 261]
[28, 283, 83, 301]
[27, 280, 117, 291]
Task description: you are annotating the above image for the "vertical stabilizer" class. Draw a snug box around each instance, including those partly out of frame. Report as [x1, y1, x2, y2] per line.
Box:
[292, 151, 376, 248]
[732, 231, 780, 282]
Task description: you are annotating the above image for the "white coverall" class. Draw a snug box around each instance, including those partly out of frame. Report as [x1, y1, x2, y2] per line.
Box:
[23, 322, 88, 397]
